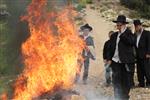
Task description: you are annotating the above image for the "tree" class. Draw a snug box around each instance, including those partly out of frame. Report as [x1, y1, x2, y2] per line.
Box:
[0, 0, 30, 75]
[120, 0, 150, 19]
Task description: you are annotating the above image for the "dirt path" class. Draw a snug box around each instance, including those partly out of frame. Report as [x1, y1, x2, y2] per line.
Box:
[74, 5, 150, 100]
[74, 6, 114, 100]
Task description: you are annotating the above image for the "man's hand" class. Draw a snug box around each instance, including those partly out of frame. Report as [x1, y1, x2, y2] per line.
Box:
[146, 54, 150, 58]
[103, 60, 112, 64]
[103, 59, 107, 63]
[107, 60, 112, 65]
[85, 46, 90, 52]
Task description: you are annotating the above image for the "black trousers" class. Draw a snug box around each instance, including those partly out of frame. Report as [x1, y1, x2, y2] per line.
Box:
[145, 58, 150, 86]
[83, 57, 90, 81]
[137, 58, 150, 86]
[128, 64, 135, 87]
[111, 61, 134, 100]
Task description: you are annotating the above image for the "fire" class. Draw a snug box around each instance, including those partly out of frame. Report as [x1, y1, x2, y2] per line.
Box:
[0, 93, 7, 100]
[12, 0, 84, 99]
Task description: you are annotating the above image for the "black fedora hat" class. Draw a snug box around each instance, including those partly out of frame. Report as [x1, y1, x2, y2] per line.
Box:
[133, 19, 143, 26]
[80, 23, 93, 31]
[113, 15, 129, 24]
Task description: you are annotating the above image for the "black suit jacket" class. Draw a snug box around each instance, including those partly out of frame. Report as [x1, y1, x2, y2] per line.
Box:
[108, 28, 135, 63]
[103, 40, 111, 60]
[135, 30, 150, 59]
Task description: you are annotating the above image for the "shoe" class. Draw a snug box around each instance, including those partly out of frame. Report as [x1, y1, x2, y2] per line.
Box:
[83, 80, 87, 85]
[105, 83, 110, 87]
[105, 81, 111, 87]
[74, 75, 80, 83]
[146, 82, 150, 87]
[137, 84, 145, 87]
[130, 83, 135, 88]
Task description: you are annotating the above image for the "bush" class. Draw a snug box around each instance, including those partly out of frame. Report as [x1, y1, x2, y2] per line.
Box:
[75, 0, 93, 11]
[120, 0, 150, 19]
[86, 0, 93, 4]
[0, 0, 30, 76]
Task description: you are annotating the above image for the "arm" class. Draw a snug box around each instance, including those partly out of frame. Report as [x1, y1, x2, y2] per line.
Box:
[103, 42, 107, 60]
[107, 33, 117, 61]
[86, 36, 96, 60]
[146, 31, 150, 58]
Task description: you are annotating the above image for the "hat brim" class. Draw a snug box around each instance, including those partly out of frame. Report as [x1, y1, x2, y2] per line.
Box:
[80, 26, 93, 31]
[86, 27, 93, 31]
[134, 22, 144, 26]
[113, 20, 129, 24]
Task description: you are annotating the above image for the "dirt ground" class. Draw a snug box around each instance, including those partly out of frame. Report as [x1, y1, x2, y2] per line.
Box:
[74, 6, 114, 100]
[74, 6, 150, 100]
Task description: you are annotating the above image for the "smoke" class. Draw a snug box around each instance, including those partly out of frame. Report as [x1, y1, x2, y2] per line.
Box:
[84, 90, 109, 100]
[74, 81, 113, 100]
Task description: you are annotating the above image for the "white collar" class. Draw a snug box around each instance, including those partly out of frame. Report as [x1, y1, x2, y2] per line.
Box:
[84, 34, 90, 40]
[140, 28, 143, 34]
[136, 28, 143, 35]
[119, 27, 127, 34]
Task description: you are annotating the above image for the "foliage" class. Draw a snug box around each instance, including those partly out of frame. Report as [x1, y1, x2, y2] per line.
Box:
[0, 0, 30, 76]
[75, 0, 92, 11]
[120, 0, 150, 19]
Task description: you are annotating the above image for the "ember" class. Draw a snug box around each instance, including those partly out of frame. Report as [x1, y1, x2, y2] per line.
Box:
[0, 93, 7, 100]
[35, 89, 79, 100]
[12, 0, 84, 99]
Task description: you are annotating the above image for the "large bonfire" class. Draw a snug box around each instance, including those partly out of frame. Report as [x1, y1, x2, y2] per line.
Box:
[12, 0, 84, 99]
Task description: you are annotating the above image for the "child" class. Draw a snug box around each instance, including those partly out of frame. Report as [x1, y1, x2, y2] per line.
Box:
[103, 31, 114, 86]
[75, 24, 95, 84]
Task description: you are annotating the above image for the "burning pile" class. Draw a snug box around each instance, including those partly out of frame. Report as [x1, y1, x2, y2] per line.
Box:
[12, 0, 84, 99]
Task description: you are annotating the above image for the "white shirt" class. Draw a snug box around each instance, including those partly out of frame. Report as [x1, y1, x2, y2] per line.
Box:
[112, 27, 127, 63]
[84, 34, 90, 40]
[83, 34, 90, 56]
[83, 33, 95, 58]
[136, 29, 143, 48]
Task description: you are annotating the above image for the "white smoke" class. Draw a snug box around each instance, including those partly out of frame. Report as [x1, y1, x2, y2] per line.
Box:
[84, 90, 109, 100]
[74, 80, 113, 100]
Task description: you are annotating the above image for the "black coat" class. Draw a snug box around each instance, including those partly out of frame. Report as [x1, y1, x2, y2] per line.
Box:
[108, 28, 135, 63]
[135, 30, 150, 59]
[103, 40, 111, 60]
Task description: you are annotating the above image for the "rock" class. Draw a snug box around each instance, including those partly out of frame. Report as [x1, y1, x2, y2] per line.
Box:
[143, 19, 150, 27]
[71, 95, 86, 100]
[100, 9, 117, 21]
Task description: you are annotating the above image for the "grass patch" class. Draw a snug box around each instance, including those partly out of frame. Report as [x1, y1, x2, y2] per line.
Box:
[86, 0, 93, 4]
[75, 0, 93, 11]
[0, 76, 16, 98]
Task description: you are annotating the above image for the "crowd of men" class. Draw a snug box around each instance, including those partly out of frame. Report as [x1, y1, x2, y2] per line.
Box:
[103, 15, 150, 100]
[76, 15, 150, 100]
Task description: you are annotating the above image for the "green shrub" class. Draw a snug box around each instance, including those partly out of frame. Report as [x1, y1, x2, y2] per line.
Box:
[76, 4, 85, 11]
[75, 0, 93, 11]
[120, 0, 150, 19]
[0, 0, 30, 76]
[86, 0, 93, 4]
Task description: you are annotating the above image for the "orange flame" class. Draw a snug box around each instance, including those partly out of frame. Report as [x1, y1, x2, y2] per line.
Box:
[0, 93, 7, 100]
[13, 0, 84, 99]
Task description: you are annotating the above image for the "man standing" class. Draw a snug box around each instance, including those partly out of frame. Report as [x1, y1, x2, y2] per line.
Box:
[75, 24, 95, 84]
[134, 19, 150, 87]
[103, 31, 114, 86]
[108, 15, 135, 100]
